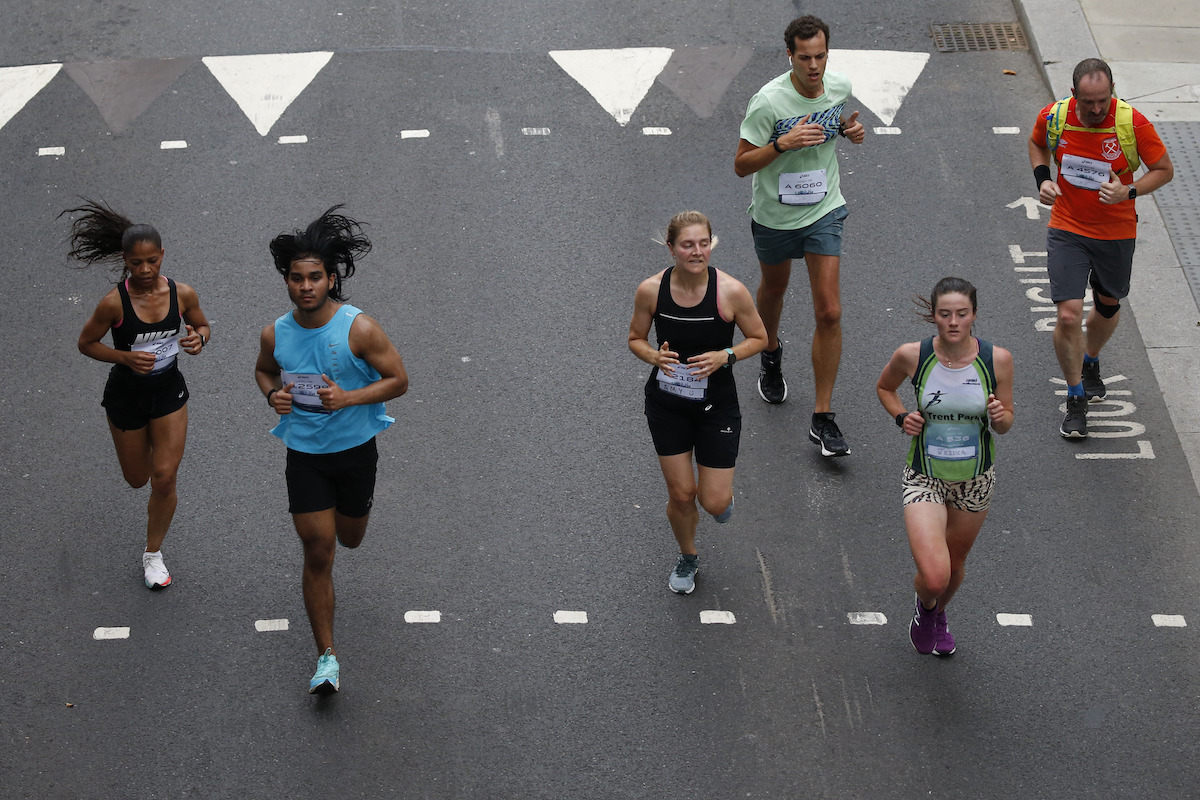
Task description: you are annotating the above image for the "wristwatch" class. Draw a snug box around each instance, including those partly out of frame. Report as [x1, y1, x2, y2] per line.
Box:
[895, 412, 907, 429]
[724, 347, 737, 367]
[1128, 185, 1138, 201]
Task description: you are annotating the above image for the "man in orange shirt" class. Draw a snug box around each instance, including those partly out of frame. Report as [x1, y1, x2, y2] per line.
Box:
[1028, 58, 1173, 438]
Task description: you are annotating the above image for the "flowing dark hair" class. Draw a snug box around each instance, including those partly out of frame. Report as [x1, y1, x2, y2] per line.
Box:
[61, 199, 162, 278]
[914, 276, 978, 323]
[269, 205, 371, 301]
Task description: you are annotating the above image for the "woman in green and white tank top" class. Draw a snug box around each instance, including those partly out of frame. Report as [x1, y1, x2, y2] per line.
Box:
[876, 278, 1014, 657]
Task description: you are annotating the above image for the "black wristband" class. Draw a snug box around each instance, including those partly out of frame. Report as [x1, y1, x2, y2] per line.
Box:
[1033, 164, 1052, 190]
[895, 412, 907, 429]
[267, 388, 279, 405]
[772, 139, 784, 153]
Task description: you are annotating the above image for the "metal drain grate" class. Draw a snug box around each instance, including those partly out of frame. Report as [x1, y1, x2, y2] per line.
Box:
[931, 23, 1028, 52]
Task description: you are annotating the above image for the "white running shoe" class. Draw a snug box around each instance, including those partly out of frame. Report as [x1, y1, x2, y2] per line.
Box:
[142, 551, 172, 589]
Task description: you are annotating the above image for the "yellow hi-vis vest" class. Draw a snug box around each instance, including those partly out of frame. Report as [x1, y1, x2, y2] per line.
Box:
[1045, 97, 1140, 175]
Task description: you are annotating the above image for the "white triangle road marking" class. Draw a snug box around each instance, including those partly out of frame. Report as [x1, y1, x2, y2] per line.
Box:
[831, 49, 930, 127]
[202, 51, 333, 136]
[549, 47, 673, 126]
[0, 63, 62, 133]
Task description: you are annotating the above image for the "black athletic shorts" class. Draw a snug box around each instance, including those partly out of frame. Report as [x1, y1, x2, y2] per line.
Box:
[644, 392, 741, 469]
[285, 437, 378, 516]
[102, 366, 189, 431]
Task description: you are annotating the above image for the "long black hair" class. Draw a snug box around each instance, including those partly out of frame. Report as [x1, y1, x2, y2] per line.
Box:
[269, 205, 371, 301]
[61, 199, 162, 278]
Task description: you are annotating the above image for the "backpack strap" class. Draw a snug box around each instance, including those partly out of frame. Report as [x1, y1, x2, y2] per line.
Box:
[1046, 96, 1140, 176]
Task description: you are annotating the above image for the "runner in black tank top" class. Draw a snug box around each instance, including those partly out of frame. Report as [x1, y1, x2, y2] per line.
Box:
[69, 200, 211, 591]
[628, 212, 768, 595]
[646, 265, 737, 407]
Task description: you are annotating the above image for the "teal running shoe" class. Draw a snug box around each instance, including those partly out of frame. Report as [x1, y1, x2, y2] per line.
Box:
[309, 648, 340, 694]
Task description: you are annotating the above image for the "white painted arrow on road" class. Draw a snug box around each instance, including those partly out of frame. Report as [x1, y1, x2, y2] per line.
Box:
[831, 49, 929, 127]
[1007, 196, 1051, 219]
[0, 63, 62, 133]
[203, 51, 333, 136]
[550, 48, 673, 126]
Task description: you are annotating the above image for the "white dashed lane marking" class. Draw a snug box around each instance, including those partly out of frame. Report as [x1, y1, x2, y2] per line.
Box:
[277, 134, 308, 144]
[159, 140, 187, 149]
[873, 126, 901, 135]
[996, 614, 1033, 627]
[1152, 615, 1187, 627]
[700, 610, 736, 624]
[404, 610, 441, 623]
[847, 612, 887, 625]
[993, 126, 1021, 134]
[521, 127, 550, 135]
[400, 129, 429, 139]
[554, 610, 588, 624]
[254, 619, 289, 632]
[37, 146, 64, 156]
[92, 627, 130, 640]
[642, 127, 671, 135]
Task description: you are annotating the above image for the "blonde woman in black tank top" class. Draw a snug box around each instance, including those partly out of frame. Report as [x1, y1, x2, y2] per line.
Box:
[628, 211, 767, 594]
[68, 201, 211, 591]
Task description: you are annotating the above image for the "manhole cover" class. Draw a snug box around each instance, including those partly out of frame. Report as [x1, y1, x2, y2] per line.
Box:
[931, 23, 1029, 52]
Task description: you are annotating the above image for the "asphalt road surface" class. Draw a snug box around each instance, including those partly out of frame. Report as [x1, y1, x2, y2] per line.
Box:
[2, 1, 1197, 798]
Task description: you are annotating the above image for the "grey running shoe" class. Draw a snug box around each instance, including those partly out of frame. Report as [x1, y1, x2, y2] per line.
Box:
[809, 412, 850, 457]
[668, 554, 699, 594]
[757, 345, 787, 404]
[1060, 395, 1088, 438]
[1081, 360, 1106, 402]
[713, 496, 734, 524]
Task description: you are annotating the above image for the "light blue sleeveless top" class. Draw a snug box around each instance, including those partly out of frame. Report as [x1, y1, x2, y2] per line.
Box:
[271, 304, 394, 454]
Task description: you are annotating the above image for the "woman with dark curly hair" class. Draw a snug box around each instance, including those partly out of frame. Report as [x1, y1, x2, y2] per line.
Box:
[254, 206, 409, 695]
[69, 200, 210, 590]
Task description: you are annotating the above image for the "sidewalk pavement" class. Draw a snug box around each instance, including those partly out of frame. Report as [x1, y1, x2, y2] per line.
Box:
[1016, 0, 1200, 495]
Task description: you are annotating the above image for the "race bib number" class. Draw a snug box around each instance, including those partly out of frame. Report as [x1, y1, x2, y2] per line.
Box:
[1060, 154, 1109, 190]
[282, 371, 331, 414]
[657, 365, 708, 400]
[132, 334, 179, 374]
[779, 169, 827, 206]
[924, 423, 978, 461]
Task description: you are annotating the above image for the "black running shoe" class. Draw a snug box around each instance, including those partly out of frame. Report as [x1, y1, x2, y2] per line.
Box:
[1081, 360, 1107, 402]
[757, 345, 787, 404]
[809, 412, 850, 457]
[1060, 395, 1088, 438]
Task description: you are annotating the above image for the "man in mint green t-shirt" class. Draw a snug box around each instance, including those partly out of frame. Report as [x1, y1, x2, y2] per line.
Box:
[735, 14, 864, 457]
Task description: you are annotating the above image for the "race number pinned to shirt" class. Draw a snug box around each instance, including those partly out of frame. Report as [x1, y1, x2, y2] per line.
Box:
[924, 423, 979, 461]
[657, 365, 708, 400]
[1059, 154, 1109, 190]
[132, 334, 180, 375]
[779, 169, 827, 205]
[281, 371, 331, 414]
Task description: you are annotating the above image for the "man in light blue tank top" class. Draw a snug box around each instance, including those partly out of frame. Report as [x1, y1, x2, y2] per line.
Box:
[254, 207, 409, 695]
